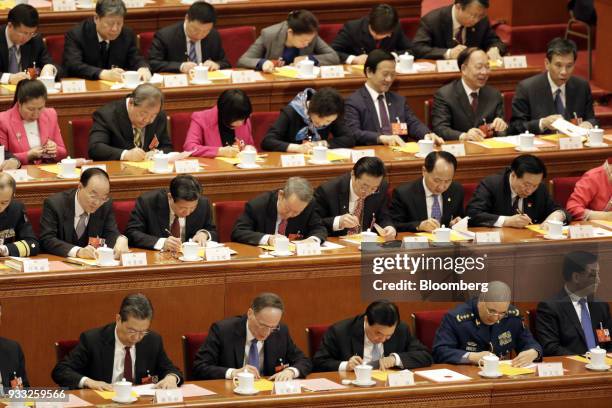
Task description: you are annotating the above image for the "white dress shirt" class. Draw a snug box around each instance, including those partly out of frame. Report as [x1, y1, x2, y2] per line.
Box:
[154, 207, 186, 250]
[494, 175, 522, 227]
[23, 120, 41, 150]
[539, 72, 567, 131]
[180, 23, 202, 70]
[445, 6, 464, 59]
[68, 192, 90, 258]
[364, 83, 392, 131]
[423, 178, 443, 220]
[338, 322, 402, 371]
[461, 78, 479, 106]
[332, 179, 361, 231]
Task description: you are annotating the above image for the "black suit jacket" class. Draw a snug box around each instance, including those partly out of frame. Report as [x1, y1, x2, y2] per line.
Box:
[390, 178, 464, 232]
[88, 99, 172, 161]
[345, 86, 430, 145]
[40, 189, 120, 257]
[536, 290, 612, 356]
[63, 19, 148, 80]
[510, 73, 597, 134]
[51, 323, 183, 389]
[0, 337, 29, 388]
[192, 315, 312, 379]
[231, 190, 327, 244]
[312, 315, 432, 372]
[432, 79, 505, 140]
[314, 172, 392, 236]
[0, 25, 61, 79]
[148, 22, 230, 73]
[125, 188, 217, 249]
[412, 5, 507, 59]
[331, 17, 413, 63]
[466, 168, 570, 227]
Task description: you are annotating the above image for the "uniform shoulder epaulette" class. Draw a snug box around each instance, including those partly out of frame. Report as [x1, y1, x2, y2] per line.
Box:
[507, 306, 520, 317]
[456, 312, 475, 322]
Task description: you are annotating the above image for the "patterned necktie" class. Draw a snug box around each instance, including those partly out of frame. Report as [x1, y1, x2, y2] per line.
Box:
[371, 343, 382, 362]
[431, 195, 442, 222]
[455, 26, 464, 45]
[377, 94, 392, 134]
[75, 213, 87, 239]
[133, 128, 143, 149]
[512, 195, 521, 213]
[8, 46, 19, 74]
[470, 92, 478, 113]
[554, 89, 565, 115]
[170, 215, 180, 240]
[247, 339, 259, 369]
[579, 298, 597, 349]
[188, 41, 197, 63]
[123, 347, 133, 382]
[277, 219, 287, 236]
[348, 198, 365, 235]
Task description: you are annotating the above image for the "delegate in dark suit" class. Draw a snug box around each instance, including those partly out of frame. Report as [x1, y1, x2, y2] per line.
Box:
[466, 168, 569, 227]
[0, 25, 61, 79]
[412, 5, 506, 59]
[125, 188, 218, 249]
[331, 17, 413, 63]
[313, 315, 432, 372]
[39, 189, 120, 257]
[63, 19, 148, 80]
[51, 323, 183, 389]
[390, 178, 465, 232]
[231, 190, 327, 245]
[148, 22, 230, 73]
[510, 73, 597, 134]
[0, 337, 29, 388]
[345, 86, 430, 145]
[314, 173, 392, 236]
[88, 99, 172, 161]
[192, 315, 312, 379]
[432, 79, 505, 140]
[536, 290, 612, 356]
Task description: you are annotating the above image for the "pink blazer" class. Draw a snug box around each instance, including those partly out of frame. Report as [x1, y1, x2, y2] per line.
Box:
[566, 164, 612, 220]
[0, 105, 68, 164]
[183, 105, 254, 158]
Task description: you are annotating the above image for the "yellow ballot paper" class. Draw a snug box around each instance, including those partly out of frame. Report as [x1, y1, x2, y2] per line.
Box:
[94, 390, 138, 400]
[525, 224, 568, 235]
[98, 80, 117, 87]
[0, 83, 16, 92]
[498, 363, 535, 376]
[215, 156, 265, 165]
[259, 243, 297, 252]
[340, 234, 385, 244]
[207, 70, 232, 81]
[390, 142, 420, 154]
[38, 164, 82, 176]
[416, 231, 472, 242]
[124, 161, 155, 170]
[567, 355, 612, 365]
[254, 379, 274, 391]
[370, 369, 399, 382]
[471, 139, 516, 149]
[272, 67, 300, 79]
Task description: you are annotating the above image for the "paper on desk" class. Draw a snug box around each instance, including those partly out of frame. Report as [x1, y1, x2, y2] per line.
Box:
[552, 118, 589, 137]
[414, 62, 436, 72]
[207, 70, 232, 80]
[468, 138, 516, 149]
[26, 0, 52, 6]
[567, 355, 612, 365]
[593, 220, 612, 229]
[254, 379, 274, 391]
[321, 241, 345, 250]
[66, 257, 98, 267]
[38, 164, 82, 176]
[451, 216, 471, 233]
[371, 369, 398, 381]
[296, 378, 348, 391]
[94, 390, 138, 400]
[0, 84, 16, 92]
[493, 135, 553, 147]
[390, 142, 419, 154]
[593, 227, 612, 237]
[415, 368, 472, 382]
[340, 234, 385, 244]
[525, 224, 569, 235]
[416, 231, 473, 242]
[499, 360, 536, 376]
[133, 383, 216, 397]
[64, 394, 93, 408]
[259, 243, 296, 252]
[133, 383, 156, 396]
[328, 149, 353, 159]
[215, 156, 266, 165]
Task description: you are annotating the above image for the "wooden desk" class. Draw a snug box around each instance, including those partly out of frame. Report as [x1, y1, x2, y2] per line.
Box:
[0, 0, 418, 37]
[13, 142, 612, 207]
[62, 357, 610, 407]
[1, 228, 611, 386]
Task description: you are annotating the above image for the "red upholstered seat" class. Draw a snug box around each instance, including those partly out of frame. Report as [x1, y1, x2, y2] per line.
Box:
[318, 23, 343, 45]
[305, 324, 329, 358]
[113, 200, 136, 235]
[26, 207, 42, 237]
[399, 17, 419, 40]
[44, 35, 65, 65]
[421, 0, 452, 16]
[168, 112, 193, 152]
[138, 32, 155, 59]
[55, 339, 79, 362]
[462, 182, 478, 210]
[213, 201, 246, 243]
[69, 118, 93, 159]
[250, 111, 279, 151]
[182, 332, 208, 381]
[551, 177, 580, 208]
[218, 26, 256, 67]
[411, 309, 447, 351]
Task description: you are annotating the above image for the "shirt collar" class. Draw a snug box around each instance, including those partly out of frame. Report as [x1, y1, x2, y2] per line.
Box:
[422, 178, 435, 198]
[5, 27, 16, 49]
[97, 32, 109, 44]
[363, 321, 374, 348]
[451, 5, 461, 33]
[547, 72, 566, 95]
[564, 285, 584, 303]
[508, 175, 518, 200]
[364, 83, 384, 104]
[183, 22, 198, 45]
[349, 177, 360, 203]
[75, 190, 86, 217]
[245, 319, 258, 344]
[114, 325, 132, 349]
[461, 78, 478, 99]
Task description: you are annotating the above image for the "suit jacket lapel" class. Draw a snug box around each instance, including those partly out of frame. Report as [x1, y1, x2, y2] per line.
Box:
[270, 23, 288, 59]
[360, 19, 375, 52]
[454, 80, 475, 124]
[338, 174, 351, 215]
[0, 27, 10, 72]
[265, 192, 279, 234]
[351, 317, 365, 358]
[19, 41, 32, 71]
[234, 317, 247, 369]
[538, 74, 557, 117]
[175, 23, 188, 59]
[85, 20, 102, 68]
[10, 108, 29, 152]
[66, 190, 77, 242]
[117, 102, 135, 149]
[441, 7, 454, 48]
[414, 178, 429, 221]
[359, 87, 379, 130]
[101, 324, 117, 383]
[565, 79, 576, 118]
[560, 294, 586, 344]
[157, 192, 170, 236]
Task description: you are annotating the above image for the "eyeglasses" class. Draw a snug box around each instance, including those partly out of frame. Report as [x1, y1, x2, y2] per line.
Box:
[13, 28, 37, 38]
[253, 316, 280, 333]
[485, 307, 508, 318]
[125, 328, 150, 337]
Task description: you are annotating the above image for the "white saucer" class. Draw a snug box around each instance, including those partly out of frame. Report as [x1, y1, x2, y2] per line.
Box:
[308, 159, 332, 165]
[478, 370, 503, 378]
[270, 250, 294, 257]
[585, 363, 610, 371]
[178, 256, 203, 262]
[396, 68, 418, 74]
[297, 74, 317, 79]
[414, 153, 429, 158]
[149, 168, 173, 174]
[233, 387, 259, 395]
[190, 80, 213, 85]
[543, 234, 568, 240]
[585, 142, 609, 148]
[236, 163, 261, 169]
[515, 146, 539, 152]
[57, 173, 79, 179]
[46, 88, 60, 94]
[97, 260, 121, 267]
[352, 379, 376, 387]
[111, 396, 137, 404]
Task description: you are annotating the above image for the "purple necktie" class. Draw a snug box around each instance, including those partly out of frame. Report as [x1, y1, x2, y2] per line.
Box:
[377, 94, 391, 134]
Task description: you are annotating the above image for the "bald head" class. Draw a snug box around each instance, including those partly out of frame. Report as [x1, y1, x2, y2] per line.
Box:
[0, 173, 15, 213]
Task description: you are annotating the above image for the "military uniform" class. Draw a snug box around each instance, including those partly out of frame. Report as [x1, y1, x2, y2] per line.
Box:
[0, 201, 39, 257]
[432, 297, 542, 364]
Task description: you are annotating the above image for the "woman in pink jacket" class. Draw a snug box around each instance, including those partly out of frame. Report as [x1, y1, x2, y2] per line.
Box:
[0, 79, 67, 164]
[184, 89, 254, 158]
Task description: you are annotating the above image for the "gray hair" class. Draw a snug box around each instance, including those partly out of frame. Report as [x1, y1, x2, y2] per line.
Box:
[119, 293, 153, 321]
[131, 83, 164, 108]
[96, 0, 127, 17]
[478, 281, 511, 303]
[251, 292, 284, 313]
[283, 177, 313, 203]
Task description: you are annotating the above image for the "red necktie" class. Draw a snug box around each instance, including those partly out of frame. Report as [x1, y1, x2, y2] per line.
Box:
[123, 347, 133, 382]
[170, 216, 180, 241]
[348, 198, 364, 235]
[277, 219, 287, 236]
[470, 92, 478, 113]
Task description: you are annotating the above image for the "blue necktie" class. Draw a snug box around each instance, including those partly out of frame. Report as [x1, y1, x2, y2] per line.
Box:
[188, 41, 197, 63]
[554, 89, 565, 116]
[371, 343, 382, 362]
[247, 339, 259, 369]
[579, 298, 597, 349]
[431, 195, 442, 222]
[8, 46, 19, 74]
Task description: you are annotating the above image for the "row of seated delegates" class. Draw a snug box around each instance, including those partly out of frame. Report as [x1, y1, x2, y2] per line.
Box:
[566, 159, 612, 222]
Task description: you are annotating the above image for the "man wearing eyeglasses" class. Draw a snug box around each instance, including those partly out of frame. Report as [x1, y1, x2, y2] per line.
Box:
[314, 156, 395, 240]
[433, 281, 542, 367]
[52, 293, 183, 390]
[0, 4, 60, 85]
[193, 292, 312, 381]
[40, 168, 129, 259]
[467, 154, 570, 228]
